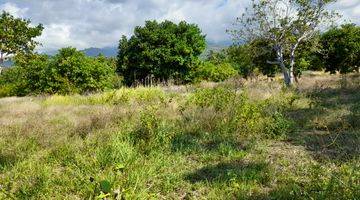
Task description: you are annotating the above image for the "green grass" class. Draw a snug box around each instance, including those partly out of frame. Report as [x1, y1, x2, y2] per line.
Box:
[0, 73, 359, 199]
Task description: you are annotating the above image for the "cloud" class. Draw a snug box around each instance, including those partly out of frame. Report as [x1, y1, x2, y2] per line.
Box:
[0, 0, 359, 52]
[329, 0, 360, 24]
[0, 2, 27, 17]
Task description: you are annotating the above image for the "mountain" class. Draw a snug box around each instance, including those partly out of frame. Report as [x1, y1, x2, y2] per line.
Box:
[40, 40, 233, 58]
[79, 41, 231, 58]
[81, 47, 118, 57]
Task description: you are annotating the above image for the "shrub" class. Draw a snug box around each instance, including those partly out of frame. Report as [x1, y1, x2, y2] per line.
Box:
[188, 87, 237, 111]
[0, 48, 116, 97]
[131, 106, 173, 154]
[190, 62, 238, 83]
[0, 54, 49, 96]
[44, 48, 115, 94]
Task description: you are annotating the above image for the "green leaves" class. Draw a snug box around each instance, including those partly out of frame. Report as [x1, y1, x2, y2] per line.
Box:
[99, 180, 112, 194]
[0, 11, 43, 61]
[0, 48, 116, 96]
[321, 24, 360, 74]
[117, 20, 206, 86]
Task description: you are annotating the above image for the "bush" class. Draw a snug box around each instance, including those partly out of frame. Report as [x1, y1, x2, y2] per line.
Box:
[186, 87, 294, 138]
[190, 62, 238, 83]
[188, 87, 237, 111]
[44, 48, 115, 94]
[0, 48, 116, 97]
[0, 54, 49, 96]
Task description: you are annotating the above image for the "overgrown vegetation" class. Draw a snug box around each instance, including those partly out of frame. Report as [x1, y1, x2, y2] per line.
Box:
[0, 73, 359, 199]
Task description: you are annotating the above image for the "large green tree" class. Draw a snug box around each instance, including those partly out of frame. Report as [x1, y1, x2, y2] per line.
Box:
[320, 23, 360, 74]
[117, 20, 206, 86]
[0, 11, 43, 66]
[229, 0, 337, 86]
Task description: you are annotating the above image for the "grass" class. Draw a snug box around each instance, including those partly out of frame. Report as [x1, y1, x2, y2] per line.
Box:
[0, 72, 359, 199]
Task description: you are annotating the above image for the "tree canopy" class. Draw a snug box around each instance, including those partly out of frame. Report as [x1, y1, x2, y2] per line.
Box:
[320, 23, 360, 74]
[0, 11, 43, 64]
[0, 48, 115, 96]
[117, 20, 206, 86]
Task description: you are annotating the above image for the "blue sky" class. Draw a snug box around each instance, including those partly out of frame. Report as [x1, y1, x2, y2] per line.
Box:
[0, 0, 359, 52]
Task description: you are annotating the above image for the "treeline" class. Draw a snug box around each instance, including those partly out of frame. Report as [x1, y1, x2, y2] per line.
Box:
[207, 23, 360, 79]
[0, 4, 359, 97]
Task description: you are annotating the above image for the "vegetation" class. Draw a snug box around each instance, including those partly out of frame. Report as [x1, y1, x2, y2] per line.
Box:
[117, 20, 206, 86]
[229, 0, 336, 86]
[0, 73, 359, 199]
[189, 61, 238, 82]
[0, 11, 43, 65]
[0, 3, 359, 199]
[320, 23, 360, 74]
[0, 48, 116, 96]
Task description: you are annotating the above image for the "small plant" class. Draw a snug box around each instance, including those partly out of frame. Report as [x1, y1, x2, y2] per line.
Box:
[188, 87, 237, 111]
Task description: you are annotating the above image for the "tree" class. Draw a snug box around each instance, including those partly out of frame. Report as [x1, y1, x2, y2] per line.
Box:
[320, 24, 360, 74]
[206, 45, 255, 79]
[0, 11, 43, 66]
[0, 48, 115, 96]
[229, 0, 337, 86]
[226, 45, 255, 79]
[46, 48, 115, 94]
[117, 20, 206, 86]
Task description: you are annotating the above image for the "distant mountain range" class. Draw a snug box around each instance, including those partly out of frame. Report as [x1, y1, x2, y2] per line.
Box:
[81, 47, 118, 57]
[80, 40, 232, 58]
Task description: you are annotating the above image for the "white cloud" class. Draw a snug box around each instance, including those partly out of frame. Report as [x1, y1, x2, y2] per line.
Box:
[0, 2, 27, 17]
[330, 0, 360, 24]
[0, 0, 359, 52]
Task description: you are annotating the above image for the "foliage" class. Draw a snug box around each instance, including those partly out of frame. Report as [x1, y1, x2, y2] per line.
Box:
[226, 45, 255, 78]
[249, 39, 279, 77]
[189, 62, 238, 82]
[206, 45, 257, 79]
[320, 23, 360, 74]
[229, 0, 337, 85]
[0, 53, 49, 96]
[45, 48, 115, 94]
[0, 48, 115, 96]
[0, 11, 43, 64]
[117, 20, 206, 85]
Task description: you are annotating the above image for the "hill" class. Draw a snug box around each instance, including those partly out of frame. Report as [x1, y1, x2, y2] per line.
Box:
[81, 47, 118, 57]
[79, 41, 231, 58]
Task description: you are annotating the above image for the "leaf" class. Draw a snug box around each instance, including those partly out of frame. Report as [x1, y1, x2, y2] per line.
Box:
[97, 192, 110, 199]
[99, 180, 112, 194]
[115, 163, 125, 171]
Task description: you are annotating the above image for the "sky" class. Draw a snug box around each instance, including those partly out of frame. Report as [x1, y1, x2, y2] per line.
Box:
[0, 0, 359, 52]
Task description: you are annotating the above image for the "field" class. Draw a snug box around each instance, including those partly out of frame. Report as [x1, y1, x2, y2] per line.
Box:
[0, 72, 359, 199]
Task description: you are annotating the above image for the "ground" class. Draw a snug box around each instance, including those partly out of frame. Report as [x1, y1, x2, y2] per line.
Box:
[0, 72, 359, 199]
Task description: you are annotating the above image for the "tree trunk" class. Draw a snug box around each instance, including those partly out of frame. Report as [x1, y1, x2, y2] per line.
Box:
[0, 52, 4, 66]
[289, 54, 295, 85]
[275, 47, 291, 86]
[0, 52, 3, 75]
